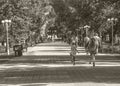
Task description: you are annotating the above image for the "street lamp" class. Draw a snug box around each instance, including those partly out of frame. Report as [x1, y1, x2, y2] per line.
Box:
[2, 19, 11, 55]
[107, 18, 117, 53]
[84, 25, 90, 36]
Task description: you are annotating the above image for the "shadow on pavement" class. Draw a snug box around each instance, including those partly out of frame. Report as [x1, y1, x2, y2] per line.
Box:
[0, 55, 120, 64]
[0, 66, 120, 85]
[0, 55, 120, 85]
[0, 55, 16, 63]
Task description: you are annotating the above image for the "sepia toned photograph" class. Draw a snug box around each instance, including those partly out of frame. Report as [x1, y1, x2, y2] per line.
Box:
[0, 0, 120, 86]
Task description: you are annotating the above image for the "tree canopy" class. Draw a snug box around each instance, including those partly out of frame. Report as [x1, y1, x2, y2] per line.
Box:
[0, 0, 120, 43]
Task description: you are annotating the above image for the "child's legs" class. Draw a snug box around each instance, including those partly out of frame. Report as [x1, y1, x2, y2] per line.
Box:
[72, 55, 75, 65]
[93, 54, 95, 67]
[71, 54, 75, 62]
[72, 55, 75, 61]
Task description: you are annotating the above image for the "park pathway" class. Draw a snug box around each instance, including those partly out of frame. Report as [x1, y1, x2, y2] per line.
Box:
[0, 42, 120, 86]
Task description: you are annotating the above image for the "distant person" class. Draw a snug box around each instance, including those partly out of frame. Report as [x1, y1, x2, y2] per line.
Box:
[75, 36, 79, 46]
[93, 33, 101, 53]
[70, 35, 79, 65]
[71, 35, 78, 46]
[24, 39, 28, 52]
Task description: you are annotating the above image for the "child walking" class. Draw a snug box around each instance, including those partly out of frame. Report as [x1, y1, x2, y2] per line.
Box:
[70, 39, 79, 65]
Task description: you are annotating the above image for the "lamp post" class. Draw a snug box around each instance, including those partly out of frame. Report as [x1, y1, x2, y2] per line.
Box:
[107, 18, 117, 53]
[2, 19, 11, 55]
[84, 25, 90, 36]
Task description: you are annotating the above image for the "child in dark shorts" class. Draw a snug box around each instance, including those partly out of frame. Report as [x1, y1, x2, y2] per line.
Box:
[70, 41, 79, 65]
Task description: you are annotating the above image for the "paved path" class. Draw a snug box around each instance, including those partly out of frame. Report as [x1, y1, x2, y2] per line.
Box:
[24, 42, 120, 56]
[0, 42, 120, 86]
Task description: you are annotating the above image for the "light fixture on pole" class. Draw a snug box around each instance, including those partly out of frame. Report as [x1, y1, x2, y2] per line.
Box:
[84, 25, 90, 36]
[107, 17, 117, 53]
[2, 19, 11, 55]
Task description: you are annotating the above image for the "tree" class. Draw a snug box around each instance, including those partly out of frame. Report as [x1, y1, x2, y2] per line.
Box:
[0, 0, 57, 44]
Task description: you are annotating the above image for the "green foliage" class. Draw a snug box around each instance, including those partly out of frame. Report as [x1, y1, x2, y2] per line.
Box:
[0, 0, 56, 43]
[51, 0, 120, 37]
[0, 0, 120, 43]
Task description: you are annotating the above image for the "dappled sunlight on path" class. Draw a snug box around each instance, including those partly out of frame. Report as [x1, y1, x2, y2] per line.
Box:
[0, 42, 120, 86]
